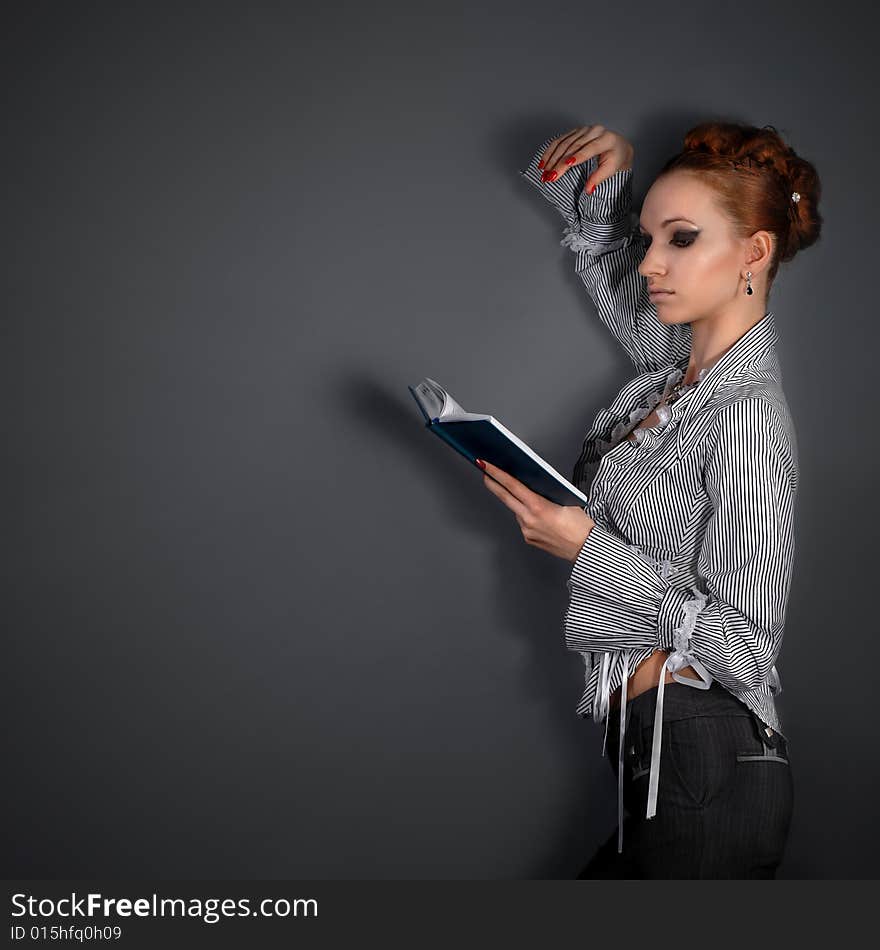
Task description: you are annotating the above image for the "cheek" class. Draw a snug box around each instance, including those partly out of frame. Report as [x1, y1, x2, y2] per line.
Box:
[679, 246, 736, 287]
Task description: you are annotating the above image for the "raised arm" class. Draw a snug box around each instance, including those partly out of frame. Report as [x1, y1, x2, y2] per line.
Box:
[518, 127, 691, 373]
[561, 398, 799, 693]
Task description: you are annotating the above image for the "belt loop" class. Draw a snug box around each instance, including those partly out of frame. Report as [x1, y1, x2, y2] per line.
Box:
[751, 710, 782, 749]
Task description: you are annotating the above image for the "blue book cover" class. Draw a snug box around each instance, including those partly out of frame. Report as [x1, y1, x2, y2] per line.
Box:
[408, 377, 588, 509]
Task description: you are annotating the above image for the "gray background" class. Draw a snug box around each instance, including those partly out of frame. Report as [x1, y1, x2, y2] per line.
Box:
[5, 0, 876, 878]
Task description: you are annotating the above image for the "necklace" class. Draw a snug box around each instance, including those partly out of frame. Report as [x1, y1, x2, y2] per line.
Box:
[620, 365, 710, 447]
[664, 366, 708, 407]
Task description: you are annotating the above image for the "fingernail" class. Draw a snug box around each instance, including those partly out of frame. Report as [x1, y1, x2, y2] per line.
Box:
[475, 459, 486, 469]
[565, 156, 576, 165]
[537, 160, 545, 169]
[588, 182, 596, 194]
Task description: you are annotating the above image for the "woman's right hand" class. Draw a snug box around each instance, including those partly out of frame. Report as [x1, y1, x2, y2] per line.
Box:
[538, 125, 634, 193]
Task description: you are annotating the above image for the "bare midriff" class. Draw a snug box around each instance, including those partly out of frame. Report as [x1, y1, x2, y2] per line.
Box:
[608, 650, 703, 711]
[609, 402, 703, 711]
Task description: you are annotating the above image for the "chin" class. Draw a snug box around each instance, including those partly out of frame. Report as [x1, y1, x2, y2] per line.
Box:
[657, 304, 690, 325]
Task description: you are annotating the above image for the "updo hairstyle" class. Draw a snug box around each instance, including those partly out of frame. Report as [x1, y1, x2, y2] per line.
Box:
[658, 121, 822, 295]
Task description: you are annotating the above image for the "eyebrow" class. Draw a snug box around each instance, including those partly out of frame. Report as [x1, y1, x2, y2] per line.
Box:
[638, 217, 699, 230]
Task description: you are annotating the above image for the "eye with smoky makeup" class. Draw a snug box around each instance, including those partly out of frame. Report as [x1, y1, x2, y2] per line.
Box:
[637, 229, 700, 250]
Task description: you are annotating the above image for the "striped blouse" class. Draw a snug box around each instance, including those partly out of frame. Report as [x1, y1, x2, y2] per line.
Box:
[517, 134, 800, 853]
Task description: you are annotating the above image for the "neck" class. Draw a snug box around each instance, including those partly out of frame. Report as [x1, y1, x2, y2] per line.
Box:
[683, 302, 767, 385]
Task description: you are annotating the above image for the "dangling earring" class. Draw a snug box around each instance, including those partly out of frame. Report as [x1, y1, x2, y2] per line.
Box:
[745, 271, 753, 295]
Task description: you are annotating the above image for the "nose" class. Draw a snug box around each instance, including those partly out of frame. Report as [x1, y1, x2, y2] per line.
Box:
[636, 239, 667, 280]
[637, 247, 665, 280]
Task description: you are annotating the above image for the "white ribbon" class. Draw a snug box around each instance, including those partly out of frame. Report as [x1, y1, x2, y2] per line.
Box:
[595, 650, 612, 734]
[616, 651, 630, 854]
[645, 588, 714, 821]
[592, 649, 635, 855]
[592, 582, 721, 851]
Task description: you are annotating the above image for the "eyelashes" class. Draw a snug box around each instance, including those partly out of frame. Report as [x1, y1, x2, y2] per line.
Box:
[637, 233, 698, 250]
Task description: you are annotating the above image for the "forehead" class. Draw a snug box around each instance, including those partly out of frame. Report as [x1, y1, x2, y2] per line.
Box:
[640, 172, 721, 226]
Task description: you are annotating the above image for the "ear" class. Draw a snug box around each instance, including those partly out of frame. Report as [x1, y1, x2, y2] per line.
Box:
[744, 229, 775, 275]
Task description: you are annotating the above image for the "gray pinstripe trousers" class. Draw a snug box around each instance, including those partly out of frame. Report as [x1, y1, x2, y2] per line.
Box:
[577, 679, 794, 879]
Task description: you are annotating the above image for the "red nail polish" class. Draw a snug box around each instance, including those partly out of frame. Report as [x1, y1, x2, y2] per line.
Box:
[476, 459, 486, 469]
[588, 183, 596, 194]
[548, 170, 558, 181]
[537, 160, 545, 169]
[565, 156, 576, 165]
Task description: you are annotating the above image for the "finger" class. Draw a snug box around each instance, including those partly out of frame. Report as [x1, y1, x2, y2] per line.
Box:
[543, 125, 606, 180]
[538, 128, 579, 170]
[581, 137, 627, 193]
[540, 125, 592, 174]
[540, 127, 588, 177]
[480, 460, 540, 509]
[553, 131, 616, 189]
[482, 472, 530, 521]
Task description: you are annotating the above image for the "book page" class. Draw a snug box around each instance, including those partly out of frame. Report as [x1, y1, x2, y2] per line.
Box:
[411, 379, 446, 420]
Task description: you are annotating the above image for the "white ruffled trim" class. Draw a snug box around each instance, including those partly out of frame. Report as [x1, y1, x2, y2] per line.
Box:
[672, 587, 709, 655]
[559, 225, 632, 256]
[626, 543, 679, 581]
[595, 369, 685, 457]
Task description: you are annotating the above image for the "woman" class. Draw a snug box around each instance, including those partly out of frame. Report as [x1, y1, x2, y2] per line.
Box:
[478, 121, 821, 878]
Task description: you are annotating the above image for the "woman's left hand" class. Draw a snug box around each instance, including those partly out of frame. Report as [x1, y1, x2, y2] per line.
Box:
[478, 459, 595, 563]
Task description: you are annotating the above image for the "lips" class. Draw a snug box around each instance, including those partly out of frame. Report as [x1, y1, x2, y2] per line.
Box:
[649, 289, 674, 298]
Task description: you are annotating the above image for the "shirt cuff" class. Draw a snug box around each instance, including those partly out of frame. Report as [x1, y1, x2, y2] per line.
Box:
[575, 165, 636, 244]
[657, 586, 692, 649]
[567, 523, 698, 651]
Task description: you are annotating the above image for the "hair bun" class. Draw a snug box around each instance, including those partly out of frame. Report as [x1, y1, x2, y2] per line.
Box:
[660, 120, 822, 287]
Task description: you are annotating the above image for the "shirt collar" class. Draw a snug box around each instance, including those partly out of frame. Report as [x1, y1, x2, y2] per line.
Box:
[672, 309, 779, 457]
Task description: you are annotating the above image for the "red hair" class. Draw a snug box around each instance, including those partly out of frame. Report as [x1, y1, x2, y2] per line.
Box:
[657, 121, 822, 295]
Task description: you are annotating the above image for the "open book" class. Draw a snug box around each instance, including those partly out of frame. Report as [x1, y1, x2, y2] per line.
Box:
[408, 377, 589, 508]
